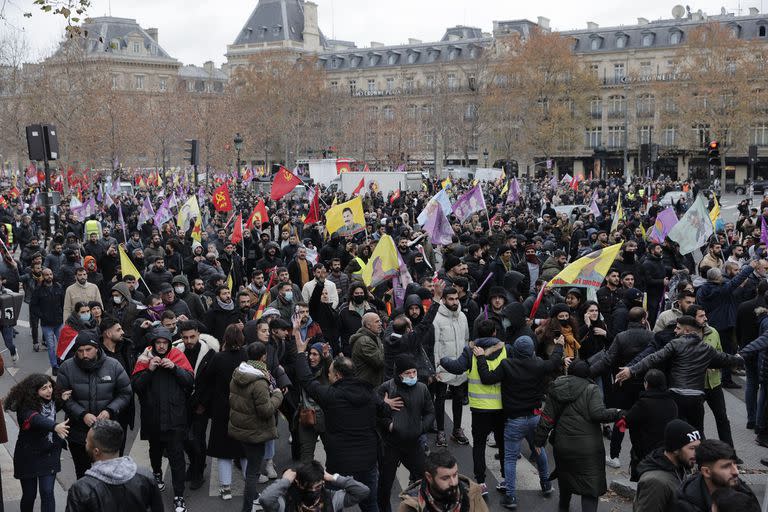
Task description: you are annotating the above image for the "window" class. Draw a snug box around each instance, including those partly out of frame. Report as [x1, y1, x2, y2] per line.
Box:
[331, 58, 340, 69]
[426, 75, 435, 89]
[159, 77, 167, 91]
[662, 126, 677, 146]
[464, 103, 477, 121]
[731, 25, 741, 38]
[349, 79, 357, 93]
[663, 96, 678, 113]
[613, 63, 625, 82]
[407, 105, 418, 119]
[133, 42, 140, 53]
[760, 26, 767, 38]
[642, 33, 654, 47]
[386, 77, 394, 92]
[407, 53, 418, 64]
[388, 54, 398, 65]
[608, 95, 626, 116]
[206, 82, 213, 93]
[590, 37, 602, 50]
[670, 31, 682, 45]
[405, 76, 414, 92]
[111, 74, 119, 89]
[585, 127, 602, 148]
[639, 126, 652, 144]
[329, 80, 338, 92]
[753, 124, 768, 146]
[383, 106, 394, 120]
[447, 73, 457, 90]
[607, 126, 626, 148]
[468, 73, 476, 91]
[615, 35, 626, 49]
[135, 75, 144, 90]
[589, 64, 599, 77]
[187, 80, 194, 92]
[693, 124, 710, 147]
[639, 61, 652, 78]
[589, 97, 602, 118]
[637, 94, 655, 116]
[367, 79, 376, 92]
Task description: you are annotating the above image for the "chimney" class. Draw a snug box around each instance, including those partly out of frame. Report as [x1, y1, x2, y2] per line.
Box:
[203, 61, 214, 73]
[537, 16, 551, 29]
[587, 21, 599, 30]
[302, 1, 320, 51]
[370, 41, 384, 47]
[146, 27, 158, 43]
[750, 7, 759, 15]
[637, 17, 649, 25]
[408, 38, 422, 45]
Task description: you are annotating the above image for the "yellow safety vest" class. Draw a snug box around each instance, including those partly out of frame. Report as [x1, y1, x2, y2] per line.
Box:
[467, 346, 506, 410]
[85, 219, 101, 238]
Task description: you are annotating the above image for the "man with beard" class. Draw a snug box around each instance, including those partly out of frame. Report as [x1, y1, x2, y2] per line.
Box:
[614, 240, 642, 289]
[21, 260, 45, 350]
[143, 257, 173, 294]
[65, 419, 163, 512]
[64, 267, 102, 318]
[398, 449, 487, 512]
[268, 282, 298, 321]
[519, 245, 540, 295]
[204, 285, 243, 341]
[131, 328, 194, 512]
[327, 258, 350, 300]
[244, 269, 269, 306]
[171, 275, 205, 321]
[698, 241, 725, 277]
[256, 242, 283, 274]
[60, 248, 81, 288]
[302, 263, 338, 309]
[288, 246, 314, 290]
[158, 283, 192, 319]
[56, 330, 132, 478]
[30, 268, 65, 374]
[597, 269, 623, 325]
[676, 440, 757, 512]
[44, 242, 65, 280]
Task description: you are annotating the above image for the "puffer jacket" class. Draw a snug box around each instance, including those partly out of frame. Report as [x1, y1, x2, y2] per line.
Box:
[676, 472, 758, 512]
[696, 264, 753, 330]
[64, 456, 163, 512]
[433, 304, 469, 385]
[228, 361, 283, 444]
[376, 376, 435, 442]
[633, 447, 689, 512]
[534, 375, 621, 497]
[56, 349, 133, 444]
[350, 326, 386, 387]
[629, 334, 742, 394]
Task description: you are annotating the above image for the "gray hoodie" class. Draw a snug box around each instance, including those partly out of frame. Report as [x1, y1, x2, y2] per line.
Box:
[85, 456, 137, 484]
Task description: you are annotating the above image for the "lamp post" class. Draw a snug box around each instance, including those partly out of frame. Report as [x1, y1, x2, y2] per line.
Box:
[483, 148, 489, 168]
[233, 133, 243, 184]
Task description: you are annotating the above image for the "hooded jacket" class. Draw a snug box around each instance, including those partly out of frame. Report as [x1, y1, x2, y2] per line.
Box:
[170, 274, 205, 320]
[29, 280, 65, 327]
[228, 361, 284, 444]
[433, 303, 470, 386]
[675, 472, 758, 512]
[383, 302, 438, 381]
[65, 456, 163, 512]
[633, 448, 689, 512]
[696, 264, 754, 330]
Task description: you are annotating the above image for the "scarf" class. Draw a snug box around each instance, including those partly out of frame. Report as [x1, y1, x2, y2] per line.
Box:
[418, 478, 466, 512]
[41, 400, 55, 443]
[217, 297, 235, 311]
[132, 346, 194, 375]
[560, 325, 581, 358]
[248, 360, 277, 388]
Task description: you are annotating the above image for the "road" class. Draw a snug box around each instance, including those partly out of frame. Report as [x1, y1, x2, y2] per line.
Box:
[0, 192, 765, 512]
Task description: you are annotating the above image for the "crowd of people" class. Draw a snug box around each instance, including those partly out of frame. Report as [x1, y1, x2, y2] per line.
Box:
[0, 171, 766, 512]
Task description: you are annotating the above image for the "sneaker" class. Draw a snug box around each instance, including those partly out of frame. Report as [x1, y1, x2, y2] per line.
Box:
[219, 486, 232, 500]
[154, 472, 166, 492]
[487, 433, 497, 447]
[436, 431, 448, 447]
[451, 428, 469, 445]
[541, 481, 553, 496]
[11, 352, 18, 362]
[501, 495, 518, 509]
[479, 482, 488, 496]
[605, 456, 621, 468]
[252, 498, 263, 511]
[257, 473, 269, 484]
[264, 459, 278, 479]
[33, 343, 40, 352]
[496, 480, 506, 493]
[173, 496, 187, 512]
[40, 342, 47, 349]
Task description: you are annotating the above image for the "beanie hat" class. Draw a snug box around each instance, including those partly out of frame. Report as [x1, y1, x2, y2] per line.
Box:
[568, 359, 591, 379]
[488, 286, 507, 300]
[664, 419, 700, 452]
[394, 353, 418, 375]
[309, 342, 331, 357]
[149, 327, 173, 344]
[512, 336, 534, 359]
[262, 307, 281, 318]
[74, 330, 100, 349]
[443, 254, 461, 272]
[550, 303, 570, 318]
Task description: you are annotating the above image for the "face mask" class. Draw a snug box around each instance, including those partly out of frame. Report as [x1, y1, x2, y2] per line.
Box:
[112, 296, 123, 305]
[284, 291, 293, 302]
[174, 286, 185, 294]
[352, 295, 365, 305]
[300, 486, 323, 504]
[402, 376, 418, 387]
[79, 313, 92, 322]
[558, 318, 570, 326]
[150, 304, 166, 314]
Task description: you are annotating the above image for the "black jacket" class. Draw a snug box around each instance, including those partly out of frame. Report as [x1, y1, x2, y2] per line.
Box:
[589, 322, 653, 384]
[295, 353, 389, 474]
[204, 301, 242, 341]
[376, 377, 435, 443]
[625, 391, 679, 480]
[141, 267, 173, 294]
[641, 253, 667, 297]
[30, 281, 65, 327]
[476, 344, 563, 418]
[676, 473, 758, 512]
[65, 457, 163, 512]
[630, 334, 742, 393]
[735, 294, 767, 347]
[383, 302, 438, 381]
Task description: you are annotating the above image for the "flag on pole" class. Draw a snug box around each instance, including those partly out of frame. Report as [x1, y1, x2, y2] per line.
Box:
[361, 234, 401, 287]
[304, 186, 321, 225]
[647, 207, 679, 244]
[709, 194, 722, 231]
[761, 217, 768, 248]
[212, 184, 233, 212]
[246, 200, 270, 229]
[138, 197, 155, 225]
[610, 195, 624, 233]
[549, 175, 558, 189]
[352, 177, 365, 196]
[506, 177, 521, 205]
[270, 166, 302, 200]
[589, 191, 601, 218]
[548, 243, 623, 288]
[389, 189, 401, 205]
[231, 214, 243, 244]
[417, 189, 453, 226]
[118, 245, 141, 280]
[423, 201, 455, 246]
[254, 273, 276, 320]
[325, 196, 365, 236]
[227, 272, 234, 292]
[452, 185, 486, 223]
[118, 202, 127, 241]
[153, 197, 173, 227]
[500, 181, 509, 195]
[667, 193, 714, 255]
[441, 176, 452, 189]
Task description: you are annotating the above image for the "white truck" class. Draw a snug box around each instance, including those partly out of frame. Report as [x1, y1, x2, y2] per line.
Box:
[329, 171, 418, 197]
[306, 158, 344, 186]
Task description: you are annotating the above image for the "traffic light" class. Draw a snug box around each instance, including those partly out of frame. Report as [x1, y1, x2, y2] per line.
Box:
[707, 140, 720, 166]
[185, 139, 199, 167]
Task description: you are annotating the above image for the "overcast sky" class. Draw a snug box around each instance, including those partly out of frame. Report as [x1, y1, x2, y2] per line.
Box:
[4, 0, 765, 66]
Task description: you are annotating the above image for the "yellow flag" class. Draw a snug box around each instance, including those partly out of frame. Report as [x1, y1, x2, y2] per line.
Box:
[330, 194, 338, 207]
[325, 196, 365, 236]
[501, 181, 509, 194]
[118, 245, 141, 280]
[639, 222, 647, 240]
[441, 177, 452, 189]
[227, 271, 234, 292]
[709, 194, 721, 229]
[610, 196, 624, 233]
[548, 243, 623, 289]
[361, 234, 400, 286]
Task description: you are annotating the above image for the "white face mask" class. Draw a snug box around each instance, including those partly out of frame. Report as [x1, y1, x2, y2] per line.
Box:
[112, 296, 123, 305]
[174, 286, 185, 294]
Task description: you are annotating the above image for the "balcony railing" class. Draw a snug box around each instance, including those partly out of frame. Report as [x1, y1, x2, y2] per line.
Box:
[589, 111, 603, 119]
[607, 109, 626, 118]
[636, 109, 655, 118]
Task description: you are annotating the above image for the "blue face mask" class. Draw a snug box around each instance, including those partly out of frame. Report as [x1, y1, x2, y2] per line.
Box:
[79, 313, 92, 323]
[402, 376, 418, 387]
[284, 291, 293, 302]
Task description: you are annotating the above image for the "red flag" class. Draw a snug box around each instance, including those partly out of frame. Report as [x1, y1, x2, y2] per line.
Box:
[352, 177, 365, 196]
[336, 160, 351, 174]
[570, 175, 579, 191]
[389, 188, 401, 205]
[231, 214, 243, 244]
[363, 163, 370, 173]
[246, 199, 269, 229]
[212, 183, 233, 212]
[53, 174, 63, 193]
[8, 187, 19, 200]
[304, 186, 321, 225]
[270, 166, 302, 201]
[67, 166, 76, 187]
[528, 286, 547, 320]
[255, 273, 276, 320]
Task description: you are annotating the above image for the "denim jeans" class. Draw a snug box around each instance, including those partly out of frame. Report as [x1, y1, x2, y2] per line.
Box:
[758, 384, 768, 433]
[42, 324, 61, 369]
[217, 457, 247, 487]
[504, 415, 549, 498]
[20, 474, 56, 512]
[350, 466, 379, 512]
[1, 325, 15, 356]
[242, 442, 265, 512]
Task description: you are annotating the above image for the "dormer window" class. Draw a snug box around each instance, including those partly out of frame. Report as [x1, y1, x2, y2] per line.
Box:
[449, 47, 460, 60]
[589, 36, 603, 50]
[615, 34, 627, 49]
[760, 25, 767, 37]
[730, 24, 741, 38]
[407, 52, 418, 64]
[387, 53, 399, 65]
[368, 54, 380, 66]
[641, 33, 655, 47]
[133, 42, 140, 53]
[669, 30, 682, 45]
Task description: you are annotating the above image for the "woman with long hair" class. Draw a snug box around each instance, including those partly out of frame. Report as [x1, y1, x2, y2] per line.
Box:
[578, 301, 610, 361]
[199, 323, 247, 501]
[535, 303, 581, 360]
[4, 373, 70, 512]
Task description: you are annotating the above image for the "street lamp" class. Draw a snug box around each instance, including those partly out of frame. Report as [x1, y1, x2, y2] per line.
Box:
[233, 133, 243, 183]
[483, 148, 489, 168]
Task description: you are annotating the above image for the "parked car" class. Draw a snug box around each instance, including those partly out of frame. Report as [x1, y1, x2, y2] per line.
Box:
[735, 180, 768, 195]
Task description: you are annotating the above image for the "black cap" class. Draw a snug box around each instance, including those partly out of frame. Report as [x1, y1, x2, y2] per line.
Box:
[158, 283, 173, 293]
[74, 330, 100, 349]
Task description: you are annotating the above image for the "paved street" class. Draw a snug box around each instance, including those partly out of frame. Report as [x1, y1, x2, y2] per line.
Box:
[0, 192, 766, 512]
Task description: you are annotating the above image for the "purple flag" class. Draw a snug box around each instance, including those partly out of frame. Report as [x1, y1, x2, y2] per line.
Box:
[424, 202, 455, 246]
[197, 186, 206, 206]
[154, 196, 173, 227]
[549, 175, 559, 189]
[647, 207, 679, 244]
[506, 177, 521, 204]
[96, 188, 103, 202]
[110, 178, 121, 196]
[452, 185, 486, 223]
[118, 202, 127, 242]
[589, 190, 601, 217]
[138, 197, 155, 225]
